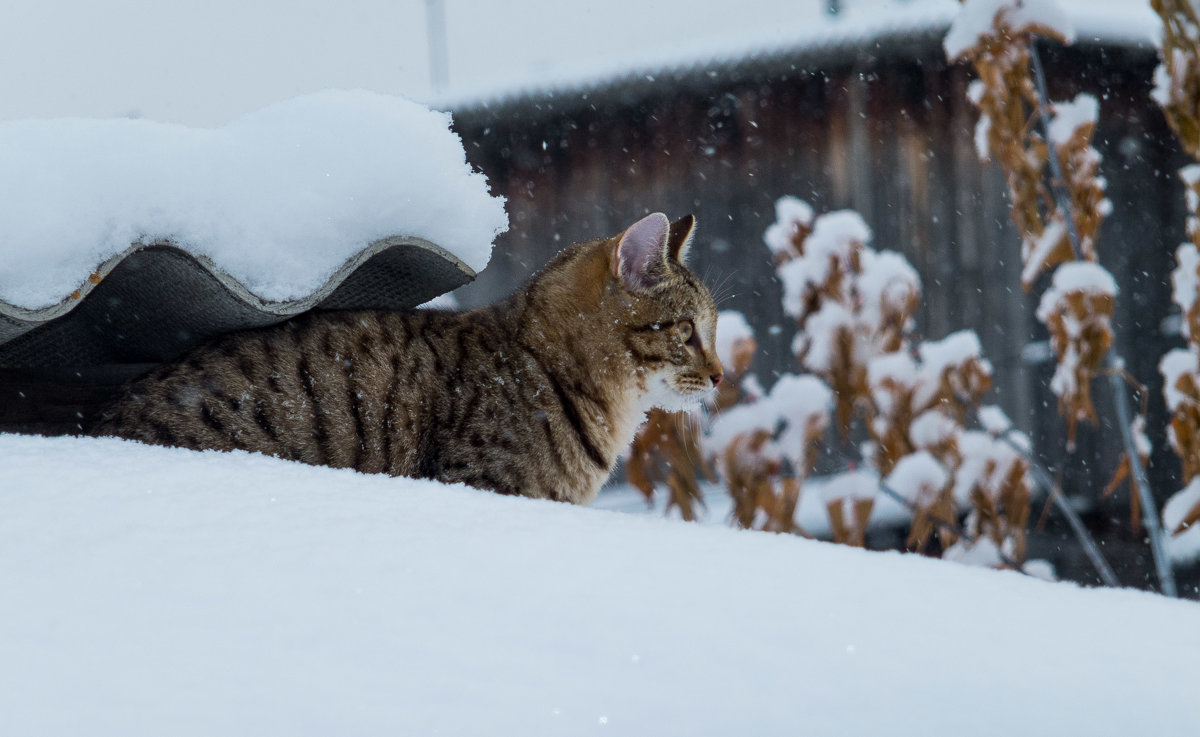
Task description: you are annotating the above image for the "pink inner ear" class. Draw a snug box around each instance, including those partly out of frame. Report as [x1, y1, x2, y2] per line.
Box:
[617, 213, 670, 290]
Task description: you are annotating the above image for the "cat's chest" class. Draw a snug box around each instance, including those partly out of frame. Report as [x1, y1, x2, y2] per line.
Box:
[578, 388, 648, 502]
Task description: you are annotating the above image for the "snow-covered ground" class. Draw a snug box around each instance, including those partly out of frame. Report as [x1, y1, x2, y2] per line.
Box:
[3, 433, 1197, 736]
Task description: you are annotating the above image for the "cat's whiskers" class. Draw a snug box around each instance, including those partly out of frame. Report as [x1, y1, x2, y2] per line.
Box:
[707, 270, 738, 306]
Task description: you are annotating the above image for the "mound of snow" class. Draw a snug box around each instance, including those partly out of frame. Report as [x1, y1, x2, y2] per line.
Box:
[2, 433, 1197, 736]
[0, 90, 508, 309]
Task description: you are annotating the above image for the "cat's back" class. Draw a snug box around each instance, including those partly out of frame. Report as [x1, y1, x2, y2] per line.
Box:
[93, 308, 473, 473]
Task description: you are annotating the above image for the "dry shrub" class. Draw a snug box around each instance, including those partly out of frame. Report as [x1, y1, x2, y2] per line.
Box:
[953, 1, 1118, 453]
[1160, 251, 1200, 536]
[948, 2, 1076, 290]
[957, 429, 1033, 563]
[774, 207, 920, 435]
[630, 194, 1034, 572]
[1034, 273, 1116, 446]
[824, 477, 875, 547]
[1152, 0, 1200, 156]
[1163, 349, 1200, 485]
[706, 373, 831, 535]
[1153, 0, 1200, 542]
[706, 199, 1032, 568]
[626, 410, 709, 521]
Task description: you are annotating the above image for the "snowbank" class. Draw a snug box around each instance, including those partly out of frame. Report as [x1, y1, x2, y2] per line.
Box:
[0, 90, 508, 309]
[2, 433, 1196, 736]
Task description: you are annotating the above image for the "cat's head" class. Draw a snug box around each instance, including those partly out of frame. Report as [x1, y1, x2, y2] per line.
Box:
[609, 212, 724, 411]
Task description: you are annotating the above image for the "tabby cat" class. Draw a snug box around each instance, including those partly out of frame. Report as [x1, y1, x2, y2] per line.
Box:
[93, 212, 724, 504]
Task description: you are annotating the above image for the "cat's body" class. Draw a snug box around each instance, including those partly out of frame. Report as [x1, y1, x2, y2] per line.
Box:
[93, 213, 723, 503]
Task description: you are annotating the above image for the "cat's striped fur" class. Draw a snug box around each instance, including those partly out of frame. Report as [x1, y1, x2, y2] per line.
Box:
[93, 213, 723, 503]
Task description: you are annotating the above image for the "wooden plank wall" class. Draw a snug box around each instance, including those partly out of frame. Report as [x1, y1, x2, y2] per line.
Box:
[450, 42, 1187, 507]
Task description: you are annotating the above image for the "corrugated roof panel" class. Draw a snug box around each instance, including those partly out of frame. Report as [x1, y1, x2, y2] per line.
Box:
[0, 237, 474, 373]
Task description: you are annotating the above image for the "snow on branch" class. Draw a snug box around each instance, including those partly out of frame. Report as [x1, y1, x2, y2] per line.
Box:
[944, 0, 1074, 61]
[1153, 1, 1200, 565]
[1160, 251, 1200, 555]
[821, 469, 880, 547]
[762, 196, 815, 263]
[775, 204, 919, 433]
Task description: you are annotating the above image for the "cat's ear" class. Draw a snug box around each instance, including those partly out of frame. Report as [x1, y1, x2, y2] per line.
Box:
[614, 212, 670, 291]
[667, 214, 696, 264]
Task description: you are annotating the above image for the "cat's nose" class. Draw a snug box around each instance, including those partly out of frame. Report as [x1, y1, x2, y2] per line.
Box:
[710, 372, 723, 387]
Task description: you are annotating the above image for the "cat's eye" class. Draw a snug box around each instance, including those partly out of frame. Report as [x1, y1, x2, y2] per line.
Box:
[678, 319, 696, 346]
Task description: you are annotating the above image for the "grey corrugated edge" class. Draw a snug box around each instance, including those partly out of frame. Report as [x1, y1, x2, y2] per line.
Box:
[0, 235, 476, 327]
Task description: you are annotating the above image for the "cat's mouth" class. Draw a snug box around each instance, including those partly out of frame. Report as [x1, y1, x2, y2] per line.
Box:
[641, 373, 716, 413]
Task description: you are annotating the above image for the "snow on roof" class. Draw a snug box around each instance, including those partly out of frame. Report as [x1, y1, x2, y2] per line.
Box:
[0, 90, 508, 311]
[435, 0, 1159, 113]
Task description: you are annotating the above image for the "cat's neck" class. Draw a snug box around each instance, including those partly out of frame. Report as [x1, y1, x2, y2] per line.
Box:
[498, 242, 649, 475]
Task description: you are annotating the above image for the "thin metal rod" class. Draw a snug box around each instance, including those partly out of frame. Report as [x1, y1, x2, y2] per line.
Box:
[1029, 45, 1083, 259]
[1108, 368, 1178, 596]
[425, 0, 449, 93]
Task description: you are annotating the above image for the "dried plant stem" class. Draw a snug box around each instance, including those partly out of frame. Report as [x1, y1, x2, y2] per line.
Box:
[872, 480, 1030, 575]
[819, 441, 1032, 573]
[994, 431, 1120, 587]
[1029, 44, 1176, 596]
[1029, 46, 1084, 254]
